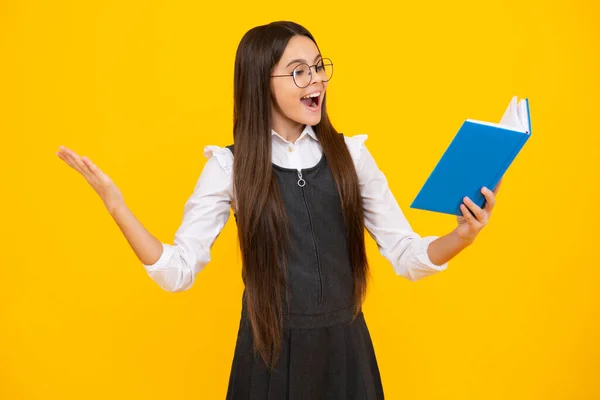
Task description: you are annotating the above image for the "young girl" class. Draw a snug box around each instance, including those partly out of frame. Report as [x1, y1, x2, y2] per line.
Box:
[56, 20, 500, 400]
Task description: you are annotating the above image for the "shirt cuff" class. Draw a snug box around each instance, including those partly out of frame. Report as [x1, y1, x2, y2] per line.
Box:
[403, 236, 449, 282]
[415, 236, 449, 271]
[142, 243, 175, 272]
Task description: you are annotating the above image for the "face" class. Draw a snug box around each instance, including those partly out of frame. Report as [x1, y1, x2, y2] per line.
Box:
[270, 35, 329, 133]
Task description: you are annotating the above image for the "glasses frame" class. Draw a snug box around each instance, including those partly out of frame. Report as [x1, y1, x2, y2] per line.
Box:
[271, 58, 334, 88]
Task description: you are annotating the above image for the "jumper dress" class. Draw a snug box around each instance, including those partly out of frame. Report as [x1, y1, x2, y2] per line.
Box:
[225, 134, 385, 400]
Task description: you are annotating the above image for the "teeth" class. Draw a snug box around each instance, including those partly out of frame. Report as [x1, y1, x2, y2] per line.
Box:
[301, 92, 320, 99]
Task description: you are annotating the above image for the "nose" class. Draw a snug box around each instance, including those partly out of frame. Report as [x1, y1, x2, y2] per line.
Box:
[310, 65, 324, 85]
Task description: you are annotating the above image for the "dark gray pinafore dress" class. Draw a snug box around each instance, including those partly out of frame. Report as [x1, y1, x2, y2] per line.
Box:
[225, 134, 384, 400]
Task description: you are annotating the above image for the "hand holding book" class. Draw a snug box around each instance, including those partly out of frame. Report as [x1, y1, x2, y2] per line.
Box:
[411, 96, 531, 216]
[415, 96, 531, 263]
[455, 176, 502, 245]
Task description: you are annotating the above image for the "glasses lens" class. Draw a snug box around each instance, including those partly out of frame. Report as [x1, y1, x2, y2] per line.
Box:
[317, 58, 333, 82]
[293, 63, 311, 88]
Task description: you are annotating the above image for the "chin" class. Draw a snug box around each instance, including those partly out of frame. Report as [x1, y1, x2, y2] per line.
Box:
[297, 113, 322, 126]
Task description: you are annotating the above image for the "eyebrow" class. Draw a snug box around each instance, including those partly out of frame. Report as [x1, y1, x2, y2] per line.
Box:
[285, 54, 322, 68]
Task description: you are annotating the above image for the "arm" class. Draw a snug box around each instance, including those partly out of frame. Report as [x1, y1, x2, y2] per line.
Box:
[140, 151, 234, 292]
[425, 229, 471, 267]
[347, 135, 449, 282]
[56, 144, 233, 292]
[352, 138, 500, 280]
[57, 145, 165, 267]
[109, 202, 164, 266]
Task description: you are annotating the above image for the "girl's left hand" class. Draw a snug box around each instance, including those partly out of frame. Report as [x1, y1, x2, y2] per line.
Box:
[455, 178, 503, 245]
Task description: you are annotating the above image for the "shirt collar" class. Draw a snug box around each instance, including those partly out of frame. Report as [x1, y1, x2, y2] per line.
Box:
[271, 124, 318, 143]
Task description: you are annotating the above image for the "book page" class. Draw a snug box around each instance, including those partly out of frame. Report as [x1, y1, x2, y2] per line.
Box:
[499, 96, 526, 131]
[517, 98, 530, 133]
[466, 119, 526, 132]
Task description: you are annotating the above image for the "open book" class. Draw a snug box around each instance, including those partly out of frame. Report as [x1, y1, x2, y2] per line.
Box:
[469, 96, 531, 134]
[410, 96, 532, 216]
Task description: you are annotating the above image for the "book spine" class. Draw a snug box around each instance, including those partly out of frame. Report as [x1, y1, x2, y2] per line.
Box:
[525, 98, 532, 133]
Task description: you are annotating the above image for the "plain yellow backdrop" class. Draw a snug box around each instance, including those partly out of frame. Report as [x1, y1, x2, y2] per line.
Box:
[1, 0, 598, 398]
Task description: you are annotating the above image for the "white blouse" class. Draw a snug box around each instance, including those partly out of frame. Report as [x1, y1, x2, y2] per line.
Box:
[143, 125, 449, 292]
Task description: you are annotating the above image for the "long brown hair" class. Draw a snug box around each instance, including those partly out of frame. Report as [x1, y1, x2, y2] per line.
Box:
[232, 21, 370, 369]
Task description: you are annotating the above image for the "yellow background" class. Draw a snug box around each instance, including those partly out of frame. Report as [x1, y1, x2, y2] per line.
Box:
[1, 0, 598, 398]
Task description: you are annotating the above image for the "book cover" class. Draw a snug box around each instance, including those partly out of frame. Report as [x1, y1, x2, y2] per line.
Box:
[410, 96, 532, 216]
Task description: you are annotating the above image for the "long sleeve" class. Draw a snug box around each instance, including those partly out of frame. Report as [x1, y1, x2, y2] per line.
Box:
[142, 146, 234, 292]
[344, 135, 449, 282]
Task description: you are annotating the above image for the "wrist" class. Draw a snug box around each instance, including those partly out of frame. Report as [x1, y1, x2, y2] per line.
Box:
[106, 200, 127, 217]
[452, 228, 475, 248]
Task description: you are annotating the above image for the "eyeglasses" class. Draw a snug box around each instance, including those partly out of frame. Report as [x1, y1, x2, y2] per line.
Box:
[271, 58, 334, 88]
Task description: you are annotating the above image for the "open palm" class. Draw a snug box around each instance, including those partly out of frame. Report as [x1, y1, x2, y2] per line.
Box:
[56, 146, 124, 214]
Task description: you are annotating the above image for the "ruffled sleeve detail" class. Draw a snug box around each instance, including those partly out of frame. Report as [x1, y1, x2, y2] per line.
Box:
[203, 145, 234, 177]
[342, 134, 369, 170]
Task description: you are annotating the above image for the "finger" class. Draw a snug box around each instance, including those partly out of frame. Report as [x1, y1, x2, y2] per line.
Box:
[459, 204, 477, 226]
[63, 151, 93, 181]
[79, 156, 101, 181]
[57, 147, 83, 172]
[81, 156, 107, 184]
[82, 156, 103, 177]
[60, 146, 80, 159]
[463, 196, 486, 224]
[58, 150, 83, 173]
[72, 154, 89, 174]
[64, 152, 86, 175]
[481, 187, 496, 213]
[61, 147, 87, 172]
[56, 145, 70, 155]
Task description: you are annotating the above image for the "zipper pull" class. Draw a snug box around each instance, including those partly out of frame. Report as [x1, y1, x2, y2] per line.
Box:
[297, 169, 306, 187]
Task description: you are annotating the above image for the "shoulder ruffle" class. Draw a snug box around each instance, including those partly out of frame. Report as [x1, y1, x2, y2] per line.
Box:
[203, 145, 234, 176]
[342, 134, 368, 169]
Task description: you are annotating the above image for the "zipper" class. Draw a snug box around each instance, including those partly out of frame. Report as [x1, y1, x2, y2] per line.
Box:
[297, 169, 323, 305]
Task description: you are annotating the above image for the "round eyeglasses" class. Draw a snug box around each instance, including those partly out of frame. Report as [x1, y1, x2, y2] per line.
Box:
[271, 58, 334, 88]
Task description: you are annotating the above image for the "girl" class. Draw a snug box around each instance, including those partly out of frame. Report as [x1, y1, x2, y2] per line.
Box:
[56, 20, 500, 399]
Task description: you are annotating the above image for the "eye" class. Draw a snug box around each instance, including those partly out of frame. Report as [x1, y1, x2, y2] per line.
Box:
[293, 64, 309, 76]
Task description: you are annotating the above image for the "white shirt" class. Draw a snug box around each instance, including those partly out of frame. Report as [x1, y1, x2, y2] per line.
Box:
[143, 125, 449, 292]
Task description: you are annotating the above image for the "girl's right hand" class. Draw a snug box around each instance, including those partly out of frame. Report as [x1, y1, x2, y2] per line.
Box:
[56, 146, 125, 214]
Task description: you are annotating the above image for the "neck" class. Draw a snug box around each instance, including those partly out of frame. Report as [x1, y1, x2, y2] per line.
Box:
[272, 120, 304, 143]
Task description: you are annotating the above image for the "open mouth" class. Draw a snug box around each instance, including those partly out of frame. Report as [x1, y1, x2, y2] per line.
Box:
[300, 92, 321, 110]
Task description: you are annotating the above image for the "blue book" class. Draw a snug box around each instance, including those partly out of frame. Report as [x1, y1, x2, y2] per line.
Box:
[410, 96, 532, 216]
